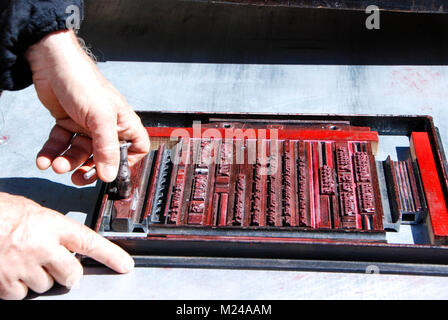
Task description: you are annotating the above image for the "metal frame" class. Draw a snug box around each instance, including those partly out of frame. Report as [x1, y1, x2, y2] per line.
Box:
[86, 111, 448, 276]
[188, 0, 448, 13]
[82, 255, 448, 276]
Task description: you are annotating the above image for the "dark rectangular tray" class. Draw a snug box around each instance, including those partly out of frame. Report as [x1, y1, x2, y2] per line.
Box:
[85, 112, 448, 275]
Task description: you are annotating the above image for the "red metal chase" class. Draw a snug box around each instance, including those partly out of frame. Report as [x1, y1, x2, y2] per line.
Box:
[411, 132, 448, 243]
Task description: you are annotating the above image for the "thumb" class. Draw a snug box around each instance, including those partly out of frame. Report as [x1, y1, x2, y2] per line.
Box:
[87, 110, 120, 182]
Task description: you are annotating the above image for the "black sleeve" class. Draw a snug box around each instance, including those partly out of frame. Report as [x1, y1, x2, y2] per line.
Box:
[0, 0, 83, 91]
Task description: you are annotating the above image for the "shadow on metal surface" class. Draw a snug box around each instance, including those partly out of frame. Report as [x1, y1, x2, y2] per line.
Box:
[25, 284, 70, 300]
[0, 177, 98, 216]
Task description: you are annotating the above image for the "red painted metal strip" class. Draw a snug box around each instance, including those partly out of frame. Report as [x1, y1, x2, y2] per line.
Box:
[258, 140, 268, 227]
[411, 132, 448, 241]
[145, 127, 378, 142]
[219, 193, 228, 226]
[307, 142, 316, 228]
[312, 142, 321, 227]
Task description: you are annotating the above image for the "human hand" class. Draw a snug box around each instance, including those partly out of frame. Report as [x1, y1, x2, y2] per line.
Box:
[0, 192, 134, 300]
[25, 29, 150, 185]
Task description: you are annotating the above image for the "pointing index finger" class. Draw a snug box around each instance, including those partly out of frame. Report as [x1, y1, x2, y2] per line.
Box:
[57, 214, 134, 273]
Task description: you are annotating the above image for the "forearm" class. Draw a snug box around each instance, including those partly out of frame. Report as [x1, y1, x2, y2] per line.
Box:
[24, 28, 99, 125]
[25, 29, 86, 72]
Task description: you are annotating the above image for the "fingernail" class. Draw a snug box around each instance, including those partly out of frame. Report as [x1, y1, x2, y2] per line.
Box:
[102, 165, 118, 182]
[66, 273, 82, 289]
[122, 257, 135, 273]
[36, 156, 51, 170]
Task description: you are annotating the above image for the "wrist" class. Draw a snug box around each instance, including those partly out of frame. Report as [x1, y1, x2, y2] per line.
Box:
[25, 29, 85, 73]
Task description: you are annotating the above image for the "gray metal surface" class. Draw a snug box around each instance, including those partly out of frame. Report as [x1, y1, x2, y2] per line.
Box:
[2, 61, 448, 300]
[2, 1, 448, 299]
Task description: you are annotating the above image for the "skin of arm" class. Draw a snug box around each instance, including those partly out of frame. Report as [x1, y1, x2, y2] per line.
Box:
[25, 29, 150, 184]
[0, 29, 150, 299]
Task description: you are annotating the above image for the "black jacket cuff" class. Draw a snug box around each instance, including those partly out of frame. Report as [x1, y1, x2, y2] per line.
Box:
[0, 0, 83, 91]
